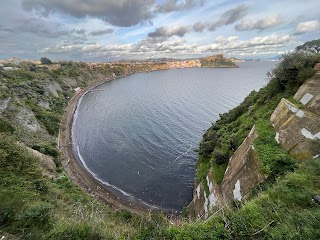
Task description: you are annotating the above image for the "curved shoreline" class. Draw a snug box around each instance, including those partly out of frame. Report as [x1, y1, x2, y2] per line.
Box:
[58, 65, 239, 214]
[59, 74, 154, 214]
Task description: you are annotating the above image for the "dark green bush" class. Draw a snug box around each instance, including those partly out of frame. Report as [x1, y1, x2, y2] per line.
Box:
[32, 143, 59, 158]
[0, 118, 15, 133]
[17, 204, 51, 229]
[213, 149, 229, 165]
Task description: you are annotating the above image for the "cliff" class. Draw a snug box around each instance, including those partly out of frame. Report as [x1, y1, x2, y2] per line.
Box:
[200, 54, 238, 68]
[189, 126, 265, 218]
[271, 72, 320, 159]
[1, 40, 320, 238]
[189, 59, 320, 220]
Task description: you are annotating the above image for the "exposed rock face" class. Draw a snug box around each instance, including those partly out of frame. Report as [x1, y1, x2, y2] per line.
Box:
[0, 97, 11, 114]
[16, 108, 41, 132]
[24, 144, 57, 179]
[220, 126, 264, 203]
[46, 81, 62, 97]
[189, 126, 265, 218]
[271, 74, 320, 159]
[38, 100, 50, 110]
[294, 74, 320, 116]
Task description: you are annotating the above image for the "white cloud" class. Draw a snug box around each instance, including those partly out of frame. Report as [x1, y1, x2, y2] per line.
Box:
[39, 33, 294, 60]
[295, 20, 320, 35]
[235, 14, 283, 31]
[148, 25, 190, 38]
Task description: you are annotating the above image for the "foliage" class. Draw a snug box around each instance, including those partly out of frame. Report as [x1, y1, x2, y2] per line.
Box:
[200, 54, 237, 67]
[1, 39, 320, 239]
[196, 49, 320, 186]
[41, 57, 53, 65]
[0, 118, 15, 133]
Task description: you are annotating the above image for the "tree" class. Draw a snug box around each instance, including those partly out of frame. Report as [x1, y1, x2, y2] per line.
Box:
[40, 57, 53, 65]
[296, 39, 320, 53]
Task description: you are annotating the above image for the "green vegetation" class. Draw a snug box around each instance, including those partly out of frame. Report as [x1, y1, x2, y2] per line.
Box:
[197, 48, 320, 187]
[40, 57, 53, 65]
[0, 134, 171, 239]
[166, 157, 320, 239]
[200, 54, 237, 67]
[296, 39, 320, 53]
[1, 39, 320, 239]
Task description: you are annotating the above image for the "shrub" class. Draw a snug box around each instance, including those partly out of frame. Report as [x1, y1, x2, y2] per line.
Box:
[41, 57, 53, 65]
[32, 143, 59, 158]
[17, 204, 51, 229]
[213, 149, 229, 165]
[0, 118, 15, 133]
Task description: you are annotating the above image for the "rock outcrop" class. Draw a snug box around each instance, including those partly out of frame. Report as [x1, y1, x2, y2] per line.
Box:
[46, 81, 63, 97]
[189, 126, 265, 218]
[21, 144, 57, 179]
[16, 107, 41, 132]
[271, 73, 320, 159]
[0, 97, 11, 114]
[190, 67, 320, 220]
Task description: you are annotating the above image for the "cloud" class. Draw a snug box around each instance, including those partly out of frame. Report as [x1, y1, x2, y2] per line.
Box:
[0, 24, 14, 32]
[202, 34, 293, 53]
[208, 4, 248, 31]
[294, 20, 320, 35]
[74, 29, 86, 34]
[148, 25, 189, 38]
[235, 14, 283, 31]
[193, 4, 248, 32]
[156, 0, 204, 13]
[38, 32, 293, 61]
[17, 18, 68, 38]
[22, 0, 155, 27]
[90, 29, 114, 36]
[193, 22, 206, 32]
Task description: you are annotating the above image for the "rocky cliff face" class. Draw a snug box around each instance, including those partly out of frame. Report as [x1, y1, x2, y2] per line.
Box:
[189, 126, 265, 218]
[271, 72, 320, 159]
[189, 66, 320, 219]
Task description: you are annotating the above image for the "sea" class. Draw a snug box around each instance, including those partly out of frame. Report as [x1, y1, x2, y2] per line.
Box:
[72, 61, 277, 211]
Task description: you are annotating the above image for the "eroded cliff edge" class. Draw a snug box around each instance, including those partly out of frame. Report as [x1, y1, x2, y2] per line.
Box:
[189, 64, 320, 219]
[271, 73, 320, 159]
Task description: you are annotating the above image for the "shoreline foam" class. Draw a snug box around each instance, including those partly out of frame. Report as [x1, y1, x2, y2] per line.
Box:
[59, 74, 156, 214]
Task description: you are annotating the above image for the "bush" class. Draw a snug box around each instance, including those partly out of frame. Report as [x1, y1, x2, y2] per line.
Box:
[40, 57, 53, 65]
[32, 143, 59, 158]
[213, 149, 229, 165]
[18, 204, 51, 229]
[0, 118, 15, 133]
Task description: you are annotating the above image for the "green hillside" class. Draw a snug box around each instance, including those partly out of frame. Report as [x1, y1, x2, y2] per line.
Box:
[1, 40, 320, 239]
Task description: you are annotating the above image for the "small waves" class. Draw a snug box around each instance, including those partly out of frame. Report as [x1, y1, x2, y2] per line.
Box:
[72, 63, 276, 210]
[76, 145, 132, 197]
[175, 144, 193, 161]
[75, 145, 159, 209]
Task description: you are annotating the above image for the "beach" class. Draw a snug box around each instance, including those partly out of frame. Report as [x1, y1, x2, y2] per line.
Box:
[58, 76, 150, 214]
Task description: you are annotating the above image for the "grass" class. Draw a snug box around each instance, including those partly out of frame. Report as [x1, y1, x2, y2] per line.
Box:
[1, 45, 320, 239]
[165, 157, 320, 239]
[196, 51, 320, 187]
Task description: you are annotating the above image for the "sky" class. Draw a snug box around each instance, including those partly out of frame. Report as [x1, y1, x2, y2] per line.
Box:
[0, 0, 319, 61]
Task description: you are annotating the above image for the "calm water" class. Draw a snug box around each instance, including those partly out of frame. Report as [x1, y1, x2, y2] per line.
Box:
[72, 61, 277, 211]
